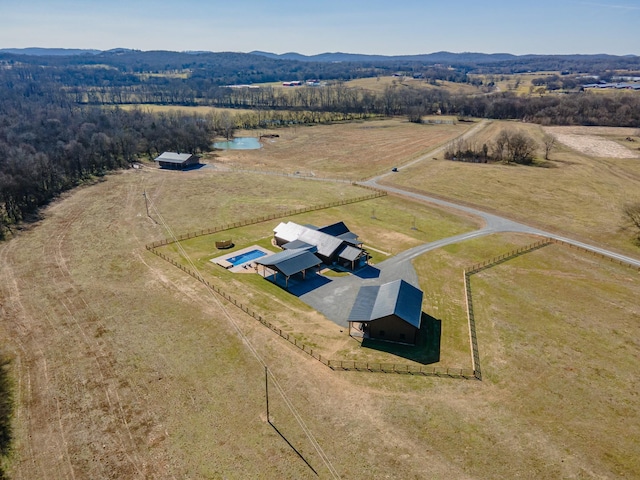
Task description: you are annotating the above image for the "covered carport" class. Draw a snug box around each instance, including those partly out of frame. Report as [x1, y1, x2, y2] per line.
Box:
[255, 248, 322, 289]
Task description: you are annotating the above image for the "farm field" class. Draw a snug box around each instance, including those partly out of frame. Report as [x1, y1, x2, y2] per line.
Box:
[384, 120, 640, 255]
[0, 118, 640, 478]
[344, 75, 481, 95]
[209, 118, 472, 180]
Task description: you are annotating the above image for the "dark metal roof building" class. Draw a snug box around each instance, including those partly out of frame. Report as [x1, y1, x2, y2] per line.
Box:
[274, 221, 367, 267]
[154, 152, 200, 170]
[348, 279, 423, 344]
[255, 248, 322, 287]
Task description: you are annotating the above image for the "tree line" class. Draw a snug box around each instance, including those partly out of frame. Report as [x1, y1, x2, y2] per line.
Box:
[444, 129, 539, 165]
[0, 352, 11, 480]
[3, 56, 640, 128]
[2, 55, 640, 237]
[0, 85, 227, 237]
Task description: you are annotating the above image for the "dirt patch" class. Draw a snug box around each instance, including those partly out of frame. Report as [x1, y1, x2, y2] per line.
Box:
[544, 126, 640, 158]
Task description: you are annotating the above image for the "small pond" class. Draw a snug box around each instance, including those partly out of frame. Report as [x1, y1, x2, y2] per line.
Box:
[213, 137, 262, 150]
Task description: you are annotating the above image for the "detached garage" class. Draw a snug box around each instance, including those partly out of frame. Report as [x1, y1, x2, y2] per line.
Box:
[348, 279, 423, 345]
[154, 152, 200, 170]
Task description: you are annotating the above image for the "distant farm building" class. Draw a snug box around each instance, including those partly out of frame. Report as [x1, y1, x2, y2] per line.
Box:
[282, 81, 302, 86]
[154, 152, 200, 170]
[273, 221, 368, 269]
[348, 279, 423, 345]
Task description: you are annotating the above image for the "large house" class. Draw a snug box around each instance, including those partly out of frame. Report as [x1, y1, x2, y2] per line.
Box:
[273, 221, 368, 269]
[348, 279, 423, 345]
[153, 152, 200, 170]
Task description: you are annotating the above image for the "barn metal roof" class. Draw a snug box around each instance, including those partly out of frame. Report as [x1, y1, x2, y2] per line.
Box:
[256, 248, 321, 277]
[154, 152, 195, 163]
[348, 279, 423, 329]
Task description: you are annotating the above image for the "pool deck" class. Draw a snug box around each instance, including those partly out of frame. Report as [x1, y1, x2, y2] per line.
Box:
[210, 245, 274, 272]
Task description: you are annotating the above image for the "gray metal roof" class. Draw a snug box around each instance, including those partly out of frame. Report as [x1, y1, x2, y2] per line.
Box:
[282, 239, 315, 251]
[154, 152, 195, 163]
[274, 222, 308, 243]
[338, 245, 364, 262]
[337, 231, 360, 245]
[274, 221, 345, 258]
[256, 248, 321, 277]
[347, 285, 379, 321]
[348, 279, 423, 328]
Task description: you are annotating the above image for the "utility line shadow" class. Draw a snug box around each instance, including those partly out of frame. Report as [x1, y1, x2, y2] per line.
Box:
[269, 421, 318, 476]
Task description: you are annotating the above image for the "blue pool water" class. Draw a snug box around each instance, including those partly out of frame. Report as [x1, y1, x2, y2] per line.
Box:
[213, 137, 262, 150]
[227, 249, 267, 266]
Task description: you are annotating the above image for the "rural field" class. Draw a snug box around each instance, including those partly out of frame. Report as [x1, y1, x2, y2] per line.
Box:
[385, 119, 640, 255]
[344, 75, 481, 95]
[208, 118, 473, 180]
[1, 118, 640, 479]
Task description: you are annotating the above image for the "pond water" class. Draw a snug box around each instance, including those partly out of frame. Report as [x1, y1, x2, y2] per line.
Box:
[213, 137, 262, 150]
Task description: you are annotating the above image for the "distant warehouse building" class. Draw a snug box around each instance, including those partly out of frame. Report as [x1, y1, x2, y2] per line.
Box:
[154, 152, 200, 170]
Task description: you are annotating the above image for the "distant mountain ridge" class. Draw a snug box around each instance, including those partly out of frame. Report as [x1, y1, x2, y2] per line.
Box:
[249, 50, 520, 63]
[0, 47, 102, 56]
[2, 47, 636, 63]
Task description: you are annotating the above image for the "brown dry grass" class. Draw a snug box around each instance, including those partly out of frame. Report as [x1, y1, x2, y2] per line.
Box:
[210, 118, 472, 180]
[1, 119, 640, 479]
[385, 120, 640, 255]
[345, 76, 480, 95]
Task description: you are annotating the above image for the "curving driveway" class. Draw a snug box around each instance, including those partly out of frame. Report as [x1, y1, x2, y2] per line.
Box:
[298, 122, 640, 326]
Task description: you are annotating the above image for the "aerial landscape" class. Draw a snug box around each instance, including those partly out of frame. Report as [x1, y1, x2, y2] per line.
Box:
[1, 1, 640, 479]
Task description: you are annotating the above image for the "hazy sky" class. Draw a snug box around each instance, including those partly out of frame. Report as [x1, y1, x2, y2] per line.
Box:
[2, 0, 639, 56]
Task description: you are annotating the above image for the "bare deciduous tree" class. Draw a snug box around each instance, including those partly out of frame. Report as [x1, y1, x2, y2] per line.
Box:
[492, 129, 536, 165]
[623, 202, 640, 243]
[543, 134, 556, 160]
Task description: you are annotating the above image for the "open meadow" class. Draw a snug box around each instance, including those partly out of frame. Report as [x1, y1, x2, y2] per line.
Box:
[344, 75, 481, 95]
[209, 118, 472, 180]
[1, 118, 640, 479]
[384, 119, 640, 255]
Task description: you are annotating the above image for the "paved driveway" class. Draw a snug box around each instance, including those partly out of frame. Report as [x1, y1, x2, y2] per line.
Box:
[297, 121, 640, 326]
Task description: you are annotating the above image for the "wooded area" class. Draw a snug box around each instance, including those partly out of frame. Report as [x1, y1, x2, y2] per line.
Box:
[0, 76, 223, 236]
[1, 50, 640, 237]
[0, 353, 11, 480]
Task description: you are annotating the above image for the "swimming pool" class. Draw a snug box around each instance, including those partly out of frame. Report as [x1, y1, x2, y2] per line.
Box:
[226, 249, 267, 266]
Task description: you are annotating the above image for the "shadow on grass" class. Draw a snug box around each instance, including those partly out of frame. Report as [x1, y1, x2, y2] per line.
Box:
[361, 313, 441, 365]
[265, 271, 332, 297]
[269, 422, 318, 476]
[159, 163, 208, 171]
